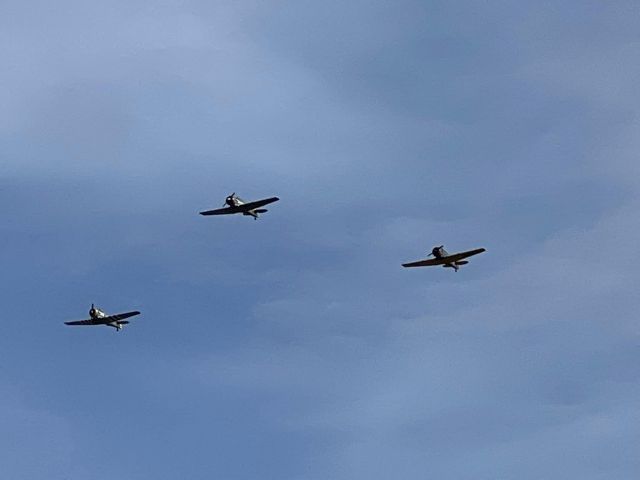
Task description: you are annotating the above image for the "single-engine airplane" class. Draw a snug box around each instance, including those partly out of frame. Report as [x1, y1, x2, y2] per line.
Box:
[402, 245, 486, 272]
[199, 193, 279, 220]
[64, 304, 140, 331]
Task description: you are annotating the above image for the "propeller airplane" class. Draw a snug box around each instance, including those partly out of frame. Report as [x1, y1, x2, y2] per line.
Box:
[199, 193, 279, 220]
[402, 245, 486, 272]
[64, 304, 141, 331]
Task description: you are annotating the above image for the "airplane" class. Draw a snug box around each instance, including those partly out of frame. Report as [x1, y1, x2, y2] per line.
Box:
[402, 245, 486, 272]
[199, 193, 279, 220]
[64, 304, 141, 331]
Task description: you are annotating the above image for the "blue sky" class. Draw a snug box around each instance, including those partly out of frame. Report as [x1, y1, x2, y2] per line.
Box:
[2, 1, 640, 479]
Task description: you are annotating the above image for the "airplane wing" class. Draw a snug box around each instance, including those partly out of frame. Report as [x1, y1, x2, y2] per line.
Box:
[235, 197, 279, 212]
[199, 197, 279, 216]
[65, 318, 102, 326]
[402, 248, 485, 268]
[64, 311, 140, 326]
[443, 248, 486, 263]
[402, 257, 447, 268]
[106, 311, 141, 322]
[199, 206, 239, 216]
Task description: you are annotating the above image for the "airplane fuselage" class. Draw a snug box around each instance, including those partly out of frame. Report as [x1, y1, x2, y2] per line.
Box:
[90, 306, 123, 330]
[90, 307, 106, 319]
[226, 197, 243, 208]
[432, 246, 465, 272]
[432, 246, 448, 258]
[227, 196, 261, 219]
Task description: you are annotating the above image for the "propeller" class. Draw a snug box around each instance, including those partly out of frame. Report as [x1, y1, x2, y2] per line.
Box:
[223, 192, 236, 206]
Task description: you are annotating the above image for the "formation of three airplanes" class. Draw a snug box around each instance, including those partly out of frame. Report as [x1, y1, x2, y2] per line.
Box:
[64, 192, 486, 331]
